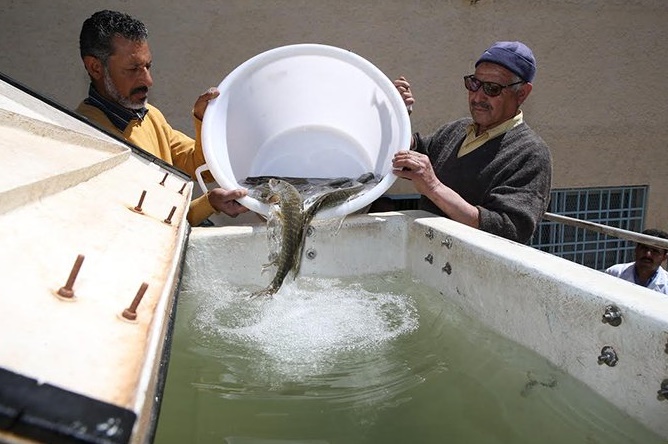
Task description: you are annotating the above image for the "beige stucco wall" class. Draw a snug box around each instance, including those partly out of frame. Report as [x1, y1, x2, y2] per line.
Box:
[2, 0, 667, 228]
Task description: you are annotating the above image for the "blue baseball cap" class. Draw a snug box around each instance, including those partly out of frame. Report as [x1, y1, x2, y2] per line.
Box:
[475, 41, 536, 83]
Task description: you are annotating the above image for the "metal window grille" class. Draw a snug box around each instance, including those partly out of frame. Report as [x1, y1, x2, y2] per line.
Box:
[529, 186, 648, 270]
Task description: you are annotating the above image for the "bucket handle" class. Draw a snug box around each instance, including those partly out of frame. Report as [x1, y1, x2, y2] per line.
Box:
[195, 164, 210, 195]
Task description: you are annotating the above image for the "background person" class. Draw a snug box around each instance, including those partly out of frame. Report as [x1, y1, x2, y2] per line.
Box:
[392, 41, 552, 244]
[605, 228, 668, 294]
[76, 10, 248, 226]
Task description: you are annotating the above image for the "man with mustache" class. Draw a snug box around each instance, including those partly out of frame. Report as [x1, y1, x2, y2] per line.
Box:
[392, 41, 552, 244]
[76, 10, 248, 226]
[605, 229, 668, 294]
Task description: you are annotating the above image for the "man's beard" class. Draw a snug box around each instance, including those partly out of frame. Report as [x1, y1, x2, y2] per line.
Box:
[103, 67, 148, 110]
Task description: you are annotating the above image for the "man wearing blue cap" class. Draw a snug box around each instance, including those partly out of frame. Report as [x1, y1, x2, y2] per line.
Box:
[392, 41, 552, 244]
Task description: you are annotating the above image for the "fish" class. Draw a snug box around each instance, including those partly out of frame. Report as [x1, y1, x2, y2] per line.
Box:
[251, 178, 306, 298]
[303, 180, 365, 224]
[250, 177, 366, 297]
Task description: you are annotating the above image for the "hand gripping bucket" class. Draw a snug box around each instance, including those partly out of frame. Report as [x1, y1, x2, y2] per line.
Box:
[199, 44, 412, 219]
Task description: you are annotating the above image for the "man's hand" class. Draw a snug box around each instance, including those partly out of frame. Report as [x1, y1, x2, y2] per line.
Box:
[394, 76, 414, 114]
[392, 150, 480, 228]
[207, 187, 249, 217]
[391, 150, 439, 196]
[193, 87, 220, 121]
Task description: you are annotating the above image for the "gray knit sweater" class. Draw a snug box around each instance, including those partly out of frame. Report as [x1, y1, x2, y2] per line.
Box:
[414, 117, 552, 244]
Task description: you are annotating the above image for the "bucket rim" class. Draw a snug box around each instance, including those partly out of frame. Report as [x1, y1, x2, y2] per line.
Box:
[202, 43, 411, 219]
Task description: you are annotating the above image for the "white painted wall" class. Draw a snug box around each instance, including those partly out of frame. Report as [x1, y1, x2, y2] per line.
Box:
[2, 1, 667, 226]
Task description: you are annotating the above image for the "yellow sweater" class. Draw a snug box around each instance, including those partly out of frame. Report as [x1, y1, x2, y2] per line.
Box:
[75, 101, 215, 225]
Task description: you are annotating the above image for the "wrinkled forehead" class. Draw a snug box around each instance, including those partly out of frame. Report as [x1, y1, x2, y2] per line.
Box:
[110, 34, 149, 54]
[473, 62, 516, 82]
[108, 34, 151, 62]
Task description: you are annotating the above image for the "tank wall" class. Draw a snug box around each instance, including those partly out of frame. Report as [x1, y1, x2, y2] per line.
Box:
[406, 215, 668, 439]
[184, 211, 409, 290]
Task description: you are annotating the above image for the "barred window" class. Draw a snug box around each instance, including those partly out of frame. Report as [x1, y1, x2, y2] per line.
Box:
[530, 186, 648, 270]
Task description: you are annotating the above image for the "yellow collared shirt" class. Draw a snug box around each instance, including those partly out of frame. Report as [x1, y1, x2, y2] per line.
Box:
[458, 111, 524, 158]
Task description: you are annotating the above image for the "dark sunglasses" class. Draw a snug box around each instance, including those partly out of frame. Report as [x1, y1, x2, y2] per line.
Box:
[463, 75, 524, 97]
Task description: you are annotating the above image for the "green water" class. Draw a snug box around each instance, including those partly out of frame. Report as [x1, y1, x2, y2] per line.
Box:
[154, 272, 664, 444]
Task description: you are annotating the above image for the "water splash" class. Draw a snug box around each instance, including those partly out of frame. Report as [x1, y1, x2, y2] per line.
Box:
[189, 276, 421, 403]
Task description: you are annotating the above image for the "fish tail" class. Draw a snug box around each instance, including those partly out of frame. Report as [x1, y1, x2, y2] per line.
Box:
[250, 285, 277, 298]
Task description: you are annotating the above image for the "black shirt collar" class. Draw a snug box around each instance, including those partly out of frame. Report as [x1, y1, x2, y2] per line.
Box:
[83, 85, 149, 132]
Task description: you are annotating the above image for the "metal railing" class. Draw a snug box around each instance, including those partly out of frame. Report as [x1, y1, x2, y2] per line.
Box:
[542, 212, 668, 251]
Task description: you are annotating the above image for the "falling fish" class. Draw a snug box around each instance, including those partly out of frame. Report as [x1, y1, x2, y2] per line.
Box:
[250, 177, 368, 297]
[252, 179, 306, 298]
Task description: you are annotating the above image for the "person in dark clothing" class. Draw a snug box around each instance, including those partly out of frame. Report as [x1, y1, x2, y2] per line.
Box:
[392, 41, 552, 244]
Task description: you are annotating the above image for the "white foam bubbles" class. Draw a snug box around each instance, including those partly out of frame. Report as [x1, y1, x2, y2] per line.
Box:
[191, 276, 419, 380]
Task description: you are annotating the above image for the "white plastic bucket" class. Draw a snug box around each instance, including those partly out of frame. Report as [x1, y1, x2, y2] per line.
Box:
[200, 43, 411, 219]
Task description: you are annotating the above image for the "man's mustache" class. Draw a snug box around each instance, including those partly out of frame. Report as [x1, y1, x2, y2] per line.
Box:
[130, 86, 149, 95]
[470, 101, 491, 110]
